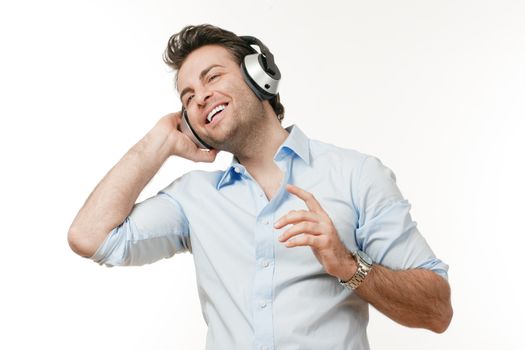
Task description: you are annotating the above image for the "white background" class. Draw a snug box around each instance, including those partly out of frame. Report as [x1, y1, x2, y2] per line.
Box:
[1, 0, 524, 349]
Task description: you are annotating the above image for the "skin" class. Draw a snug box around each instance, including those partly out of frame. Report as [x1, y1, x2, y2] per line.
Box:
[68, 44, 452, 333]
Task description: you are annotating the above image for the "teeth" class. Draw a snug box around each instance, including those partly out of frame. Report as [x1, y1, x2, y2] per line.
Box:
[207, 104, 226, 123]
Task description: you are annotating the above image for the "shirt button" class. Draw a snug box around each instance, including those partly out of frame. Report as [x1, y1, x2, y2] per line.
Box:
[261, 346, 269, 350]
[233, 166, 241, 173]
[259, 301, 267, 309]
[262, 260, 270, 268]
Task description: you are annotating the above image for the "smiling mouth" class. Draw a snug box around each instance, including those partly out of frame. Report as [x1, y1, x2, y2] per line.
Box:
[206, 104, 227, 124]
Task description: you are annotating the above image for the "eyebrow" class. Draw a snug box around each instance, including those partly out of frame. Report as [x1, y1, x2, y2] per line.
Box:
[179, 64, 224, 102]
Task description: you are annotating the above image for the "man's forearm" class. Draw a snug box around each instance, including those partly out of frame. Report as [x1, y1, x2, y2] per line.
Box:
[273, 186, 453, 333]
[68, 126, 173, 257]
[356, 264, 453, 333]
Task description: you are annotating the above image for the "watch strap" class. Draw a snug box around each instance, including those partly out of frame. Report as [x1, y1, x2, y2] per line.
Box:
[339, 250, 373, 290]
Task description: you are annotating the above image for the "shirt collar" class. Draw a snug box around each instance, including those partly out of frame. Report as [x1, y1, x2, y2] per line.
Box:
[275, 124, 311, 165]
[216, 124, 311, 190]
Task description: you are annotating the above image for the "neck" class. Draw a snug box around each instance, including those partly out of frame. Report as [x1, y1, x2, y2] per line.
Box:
[234, 111, 289, 173]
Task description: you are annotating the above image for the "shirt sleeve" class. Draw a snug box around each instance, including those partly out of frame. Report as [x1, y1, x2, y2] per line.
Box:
[90, 191, 191, 267]
[354, 156, 449, 279]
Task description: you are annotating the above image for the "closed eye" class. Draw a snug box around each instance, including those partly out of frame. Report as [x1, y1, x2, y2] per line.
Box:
[208, 73, 220, 83]
[186, 95, 194, 105]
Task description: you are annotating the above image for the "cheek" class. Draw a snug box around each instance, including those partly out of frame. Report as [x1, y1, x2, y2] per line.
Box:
[185, 106, 202, 127]
[231, 80, 259, 104]
[223, 72, 255, 98]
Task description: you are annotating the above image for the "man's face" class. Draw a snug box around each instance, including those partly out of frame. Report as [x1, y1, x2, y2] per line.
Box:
[177, 44, 265, 152]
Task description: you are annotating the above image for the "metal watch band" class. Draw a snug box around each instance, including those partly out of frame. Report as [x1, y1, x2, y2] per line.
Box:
[339, 250, 373, 290]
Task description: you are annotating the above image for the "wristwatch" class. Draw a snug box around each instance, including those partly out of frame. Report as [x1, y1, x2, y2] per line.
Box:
[339, 250, 373, 290]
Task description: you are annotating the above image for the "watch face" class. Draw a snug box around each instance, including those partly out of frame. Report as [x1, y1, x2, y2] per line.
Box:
[357, 250, 373, 265]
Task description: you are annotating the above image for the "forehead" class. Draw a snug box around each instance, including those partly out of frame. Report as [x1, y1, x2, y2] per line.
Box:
[176, 45, 239, 91]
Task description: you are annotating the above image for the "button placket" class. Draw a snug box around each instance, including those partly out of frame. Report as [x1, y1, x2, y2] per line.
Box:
[252, 169, 286, 350]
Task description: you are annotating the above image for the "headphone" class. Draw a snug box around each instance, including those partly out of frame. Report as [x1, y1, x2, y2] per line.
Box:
[180, 35, 281, 150]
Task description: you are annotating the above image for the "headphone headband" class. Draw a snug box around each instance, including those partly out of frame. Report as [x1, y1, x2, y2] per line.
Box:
[240, 36, 280, 79]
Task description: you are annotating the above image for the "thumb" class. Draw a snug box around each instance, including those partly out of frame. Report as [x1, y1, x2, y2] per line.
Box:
[195, 148, 220, 163]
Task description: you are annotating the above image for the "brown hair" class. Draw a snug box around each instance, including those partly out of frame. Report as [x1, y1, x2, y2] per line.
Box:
[163, 24, 284, 122]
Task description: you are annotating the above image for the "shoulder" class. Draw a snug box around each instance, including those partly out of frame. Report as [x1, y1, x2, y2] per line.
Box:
[308, 137, 370, 173]
[308, 136, 395, 176]
[160, 169, 225, 196]
[306, 137, 399, 199]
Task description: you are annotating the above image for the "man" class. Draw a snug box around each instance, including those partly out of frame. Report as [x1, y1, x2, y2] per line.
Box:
[68, 24, 452, 349]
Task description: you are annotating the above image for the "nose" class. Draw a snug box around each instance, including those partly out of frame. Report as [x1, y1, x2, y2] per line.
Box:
[194, 86, 213, 107]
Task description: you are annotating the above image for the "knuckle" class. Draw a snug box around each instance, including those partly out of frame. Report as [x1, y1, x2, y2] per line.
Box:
[307, 235, 316, 246]
[288, 237, 299, 246]
[320, 236, 330, 248]
[321, 222, 332, 234]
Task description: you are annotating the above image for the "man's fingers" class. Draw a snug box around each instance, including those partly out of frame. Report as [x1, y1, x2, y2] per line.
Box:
[285, 184, 325, 215]
[274, 210, 320, 229]
[283, 234, 320, 248]
[184, 145, 220, 163]
[278, 221, 322, 242]
[196, 148, 220, 163]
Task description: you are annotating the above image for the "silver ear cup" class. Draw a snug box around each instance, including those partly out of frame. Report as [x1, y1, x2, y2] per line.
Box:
[180, 110, 213, 150]
[242, 53, 280, 99]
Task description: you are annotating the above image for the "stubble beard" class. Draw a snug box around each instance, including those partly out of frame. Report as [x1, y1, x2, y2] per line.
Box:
[204, 94, 267, 156]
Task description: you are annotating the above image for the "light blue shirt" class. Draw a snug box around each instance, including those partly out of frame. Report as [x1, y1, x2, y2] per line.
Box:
[92, 125, 448, 350]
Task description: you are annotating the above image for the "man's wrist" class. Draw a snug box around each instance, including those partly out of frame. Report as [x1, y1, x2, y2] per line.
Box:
[140, 124, 174, 161]
[339, 250, 373, 290]
[337, 251, 358, 282]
